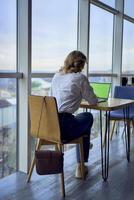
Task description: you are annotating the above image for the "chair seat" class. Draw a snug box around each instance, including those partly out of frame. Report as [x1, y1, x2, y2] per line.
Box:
[110, 109, 134, 119]
[40, 136, 86, 145]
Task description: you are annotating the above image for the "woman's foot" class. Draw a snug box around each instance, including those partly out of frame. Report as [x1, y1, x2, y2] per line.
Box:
[75, 164, 88, 179]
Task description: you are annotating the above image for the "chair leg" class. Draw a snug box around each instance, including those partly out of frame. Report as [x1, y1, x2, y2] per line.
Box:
[27, 138, 42, 182]
[60, 170, 65, 198]
[58, 144, 65, 198]
[79, 137, 85, 180]
[131, 119, 134, 134]
[122, 122, 126, 138]
[110, 120, 116, 140]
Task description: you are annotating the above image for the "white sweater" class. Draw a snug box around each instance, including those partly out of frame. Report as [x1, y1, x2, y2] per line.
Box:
[51, 72, 98, 114]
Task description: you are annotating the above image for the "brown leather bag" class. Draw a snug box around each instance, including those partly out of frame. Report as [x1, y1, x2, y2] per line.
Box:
[35, 150, 64, 175]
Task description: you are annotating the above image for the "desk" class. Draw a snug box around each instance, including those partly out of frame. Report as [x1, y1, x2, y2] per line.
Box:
[81, 98, 134, 181]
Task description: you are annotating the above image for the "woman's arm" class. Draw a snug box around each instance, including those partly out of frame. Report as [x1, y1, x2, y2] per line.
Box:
[81, 75, 98, 105]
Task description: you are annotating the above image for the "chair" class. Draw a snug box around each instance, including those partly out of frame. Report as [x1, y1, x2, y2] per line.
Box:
[121, 77, 128, 86]
[27, 95, 85, 197]
[110, 86, 134, 140]
[132, 77, 134, 84]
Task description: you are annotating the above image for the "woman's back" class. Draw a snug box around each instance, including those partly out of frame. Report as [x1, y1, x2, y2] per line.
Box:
[51, 72, 97, 113]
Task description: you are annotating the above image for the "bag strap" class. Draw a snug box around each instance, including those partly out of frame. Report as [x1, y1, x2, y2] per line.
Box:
[36, 97, 46, 138]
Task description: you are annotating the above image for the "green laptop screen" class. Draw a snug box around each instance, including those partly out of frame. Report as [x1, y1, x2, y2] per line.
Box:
[90, 82, 111, 99]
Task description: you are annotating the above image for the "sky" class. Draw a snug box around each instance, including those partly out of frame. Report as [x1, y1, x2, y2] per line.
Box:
[0, 0, 134, 73]
[32, 0, 77, 72]
[0, 0, 16, 71]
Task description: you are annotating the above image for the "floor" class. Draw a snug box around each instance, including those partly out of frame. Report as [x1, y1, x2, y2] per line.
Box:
[1, 133, 134, 200]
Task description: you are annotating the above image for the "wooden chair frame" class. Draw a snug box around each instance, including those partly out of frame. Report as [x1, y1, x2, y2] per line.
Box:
[110, 119, 134, 140]
[27, 95, 85, 197]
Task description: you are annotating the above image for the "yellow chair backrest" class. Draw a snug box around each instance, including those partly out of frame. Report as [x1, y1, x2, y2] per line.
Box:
[29, 95, 61, 143]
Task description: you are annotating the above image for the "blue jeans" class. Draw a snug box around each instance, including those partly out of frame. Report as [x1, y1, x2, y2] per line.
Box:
[58, 112, 93, 162]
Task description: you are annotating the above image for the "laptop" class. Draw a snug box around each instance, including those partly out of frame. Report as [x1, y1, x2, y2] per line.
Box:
[90, 82, 111, 103]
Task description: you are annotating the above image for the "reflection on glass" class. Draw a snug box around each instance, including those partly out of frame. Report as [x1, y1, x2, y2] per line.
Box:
[0, 78, 16, 178]
[122, 20, 134, 74]
[98, 0, 115, 8]
[0, 0, 16, 71]
[89, 5, 113, 74]
[32, 0, 78, 72]
[124, 0, 134, 18]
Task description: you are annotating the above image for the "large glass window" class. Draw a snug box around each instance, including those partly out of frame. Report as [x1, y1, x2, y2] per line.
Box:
[88, 5, 113, 139]
[31, 0, 78, 155]
[89, 5, 113, 75]
[122, 20, 134, 74]
[0, 79, 16, 178]
[32, 0, 78, 73]
[0, 0, 17, 178]
[124, 0, 134, 18]
[0, 0, 16, 72]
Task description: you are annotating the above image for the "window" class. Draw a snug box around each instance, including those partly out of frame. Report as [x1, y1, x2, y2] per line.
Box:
[0, 79, 17, 178]
[89, 5, 113, 75]
[124, 0, 134, 18]
[88, 4, 113, 139]
[31, 0, 78, 155]
[0, 0, 16, 71]
[122, 20, 134, 74]
[32, 0, 78, 73]
[0, 0, 17, 178]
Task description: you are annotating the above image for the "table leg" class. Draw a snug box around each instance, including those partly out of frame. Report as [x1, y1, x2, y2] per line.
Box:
[123, 107, 130, 161]
[100, 110, 110, 181]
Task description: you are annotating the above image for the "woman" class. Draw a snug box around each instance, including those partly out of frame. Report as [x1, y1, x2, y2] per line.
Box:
[51, 50, 98, 178]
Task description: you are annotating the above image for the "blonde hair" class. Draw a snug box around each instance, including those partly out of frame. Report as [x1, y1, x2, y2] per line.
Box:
[60, 50, 87, 73]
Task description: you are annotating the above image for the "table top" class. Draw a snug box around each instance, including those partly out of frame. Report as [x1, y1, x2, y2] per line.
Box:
[80, 98, 134, 111]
